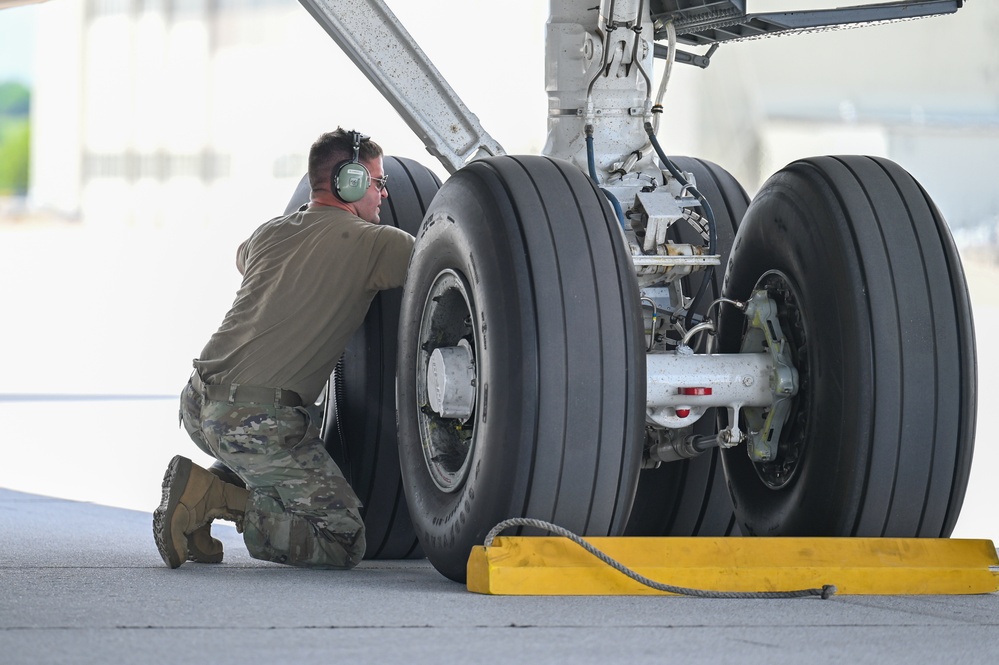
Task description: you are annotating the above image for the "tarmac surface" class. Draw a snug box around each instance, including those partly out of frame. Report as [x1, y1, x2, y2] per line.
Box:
[2, 489, 998, 664]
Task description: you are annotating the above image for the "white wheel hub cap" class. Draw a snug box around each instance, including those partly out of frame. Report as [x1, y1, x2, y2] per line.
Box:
[426, 339, 476, 421]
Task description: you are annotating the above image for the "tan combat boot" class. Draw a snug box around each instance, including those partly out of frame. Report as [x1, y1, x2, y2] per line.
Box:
[186, 526, 224, 564]
[153, 455, 249, 569]
[186, 463, 246, 564]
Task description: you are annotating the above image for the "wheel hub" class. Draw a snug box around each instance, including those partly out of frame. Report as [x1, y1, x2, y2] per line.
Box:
[741, 270, 809, 490]
[416, 269, 478, 493]
[427, 340, 476, 420]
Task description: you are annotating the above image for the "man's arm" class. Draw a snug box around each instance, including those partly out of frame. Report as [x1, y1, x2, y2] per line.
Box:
[367, 227, 415, 290]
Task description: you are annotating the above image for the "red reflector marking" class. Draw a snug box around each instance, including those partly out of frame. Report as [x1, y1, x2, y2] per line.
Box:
[679, 387, 712, 396]
[676, 408, 691, 418]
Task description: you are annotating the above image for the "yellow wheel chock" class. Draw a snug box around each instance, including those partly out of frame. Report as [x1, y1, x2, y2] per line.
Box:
[467, 536, 999, 596]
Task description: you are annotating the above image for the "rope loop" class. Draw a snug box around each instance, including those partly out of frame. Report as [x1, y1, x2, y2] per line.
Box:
[484, 517, 836, 600]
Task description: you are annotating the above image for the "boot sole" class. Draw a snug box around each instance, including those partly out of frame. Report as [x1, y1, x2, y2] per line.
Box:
[152, 455, 193, 569]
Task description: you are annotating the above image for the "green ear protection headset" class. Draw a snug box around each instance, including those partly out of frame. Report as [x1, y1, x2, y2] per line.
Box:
[332, 131, 371, 203]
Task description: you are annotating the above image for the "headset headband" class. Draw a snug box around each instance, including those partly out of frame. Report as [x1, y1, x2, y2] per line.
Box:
[351, 131, 370, 163]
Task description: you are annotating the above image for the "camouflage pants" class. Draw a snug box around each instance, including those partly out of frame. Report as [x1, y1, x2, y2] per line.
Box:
[179, 378, 365, 568]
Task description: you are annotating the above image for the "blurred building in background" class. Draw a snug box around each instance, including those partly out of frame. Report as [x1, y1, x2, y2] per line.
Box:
[30, 0, 354, 229]
[25, 0, 999, 236]
[694, 5, 999, 237]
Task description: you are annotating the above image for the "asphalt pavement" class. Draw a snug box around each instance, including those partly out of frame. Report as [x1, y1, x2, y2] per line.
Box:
[2, 488, 998, 664]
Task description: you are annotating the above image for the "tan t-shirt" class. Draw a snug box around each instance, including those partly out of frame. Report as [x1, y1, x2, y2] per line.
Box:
[194, 206, 414, 405]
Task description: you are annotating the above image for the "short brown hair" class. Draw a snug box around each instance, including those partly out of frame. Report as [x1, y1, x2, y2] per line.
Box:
[308, 128, 383, 192]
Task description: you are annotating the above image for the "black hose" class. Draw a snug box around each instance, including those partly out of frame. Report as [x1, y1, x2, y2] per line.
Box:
[586, 127, 627, 230]
[585, 130, 600, 184]
[603, 188, 627, 230]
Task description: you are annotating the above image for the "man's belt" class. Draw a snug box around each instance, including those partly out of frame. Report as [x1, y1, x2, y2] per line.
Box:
[190, 371, 303, 408]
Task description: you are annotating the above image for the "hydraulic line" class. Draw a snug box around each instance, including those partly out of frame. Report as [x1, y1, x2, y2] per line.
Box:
[586, 125, 628, 230]
[585, 0, 617, 107]
[680, 320, 715, 347]
[631, 0, 653, 104]
[603, 188, 627, 230]
[585, 128, 600, 184]
[653, 20, 677, 135]
[641, 295, 659, 351]
[619, 3, 661, 177]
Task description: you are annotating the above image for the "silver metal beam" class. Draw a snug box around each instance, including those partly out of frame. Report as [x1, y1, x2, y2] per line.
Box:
[299, 0, 505, 174]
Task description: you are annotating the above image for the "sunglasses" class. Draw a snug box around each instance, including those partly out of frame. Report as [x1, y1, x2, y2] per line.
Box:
[371, 175, 389, 192]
